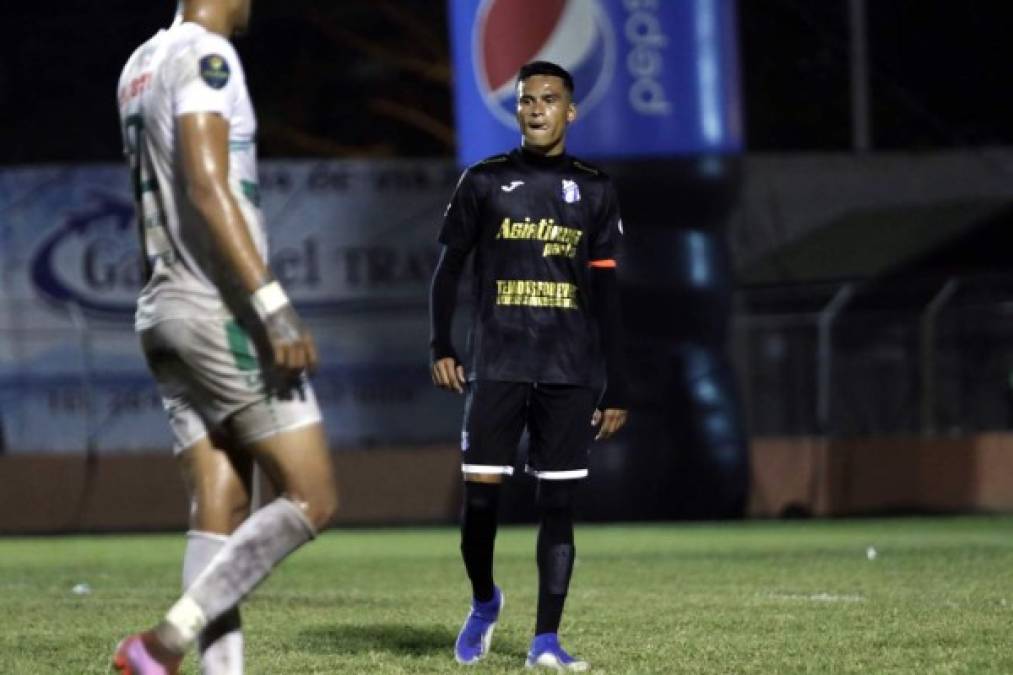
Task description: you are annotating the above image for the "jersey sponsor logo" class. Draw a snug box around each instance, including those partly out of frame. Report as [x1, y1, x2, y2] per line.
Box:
[199, 54, 231, 90]
[474, 0, 616, 128]
[500, 180, 525, 192]
[495, 279, 579, 309]
[561, 179, 581, 204]
[496, 217, 582, 258]
[118, 72, 152, 106]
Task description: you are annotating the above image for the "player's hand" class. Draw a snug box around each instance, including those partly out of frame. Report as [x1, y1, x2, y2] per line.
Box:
[263, 304, 318, 379]
[592, 408, 628, 441]
[432, 357, 466, 394]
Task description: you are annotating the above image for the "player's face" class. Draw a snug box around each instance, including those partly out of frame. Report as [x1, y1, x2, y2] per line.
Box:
[516, 75, 576, 156]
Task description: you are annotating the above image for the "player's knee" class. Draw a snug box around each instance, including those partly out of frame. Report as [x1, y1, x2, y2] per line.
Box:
[536, 479, 577, 515]
[302, 486, 338, 531]
[463, 481, 501, 513]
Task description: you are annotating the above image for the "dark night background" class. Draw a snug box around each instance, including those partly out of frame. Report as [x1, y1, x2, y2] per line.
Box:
[2, 0, 1012, 165]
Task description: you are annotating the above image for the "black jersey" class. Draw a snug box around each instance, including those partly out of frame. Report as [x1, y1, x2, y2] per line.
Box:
[438, 147, 622, 386]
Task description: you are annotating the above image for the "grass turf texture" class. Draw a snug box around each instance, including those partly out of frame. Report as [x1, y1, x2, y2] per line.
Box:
[2, 517, 1013, 673]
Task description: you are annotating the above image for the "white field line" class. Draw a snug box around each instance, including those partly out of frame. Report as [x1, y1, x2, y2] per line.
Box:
[763, 591, 865, 603]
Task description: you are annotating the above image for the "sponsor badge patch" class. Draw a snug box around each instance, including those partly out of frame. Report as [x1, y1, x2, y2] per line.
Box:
[199, 54, 230, 90]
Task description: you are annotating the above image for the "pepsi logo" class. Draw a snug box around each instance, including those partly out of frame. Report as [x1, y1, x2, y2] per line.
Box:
[474, 0, 616, 128]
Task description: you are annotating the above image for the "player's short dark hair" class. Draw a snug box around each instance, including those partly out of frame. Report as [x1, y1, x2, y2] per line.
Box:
[517, 61, 575, 96]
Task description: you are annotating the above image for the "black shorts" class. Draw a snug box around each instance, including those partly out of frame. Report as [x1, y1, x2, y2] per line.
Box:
[460, 380, 598, 480]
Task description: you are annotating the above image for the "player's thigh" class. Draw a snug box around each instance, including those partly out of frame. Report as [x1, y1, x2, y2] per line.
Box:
[235, 418, 337, 529]
[149, 316, 299, 431]
[526, 384, 597, 479]
[144, 318, 330, 522]
[462, 380, 530, 478]
[177, 433, 254, 534]
[143, 326, 250, 532]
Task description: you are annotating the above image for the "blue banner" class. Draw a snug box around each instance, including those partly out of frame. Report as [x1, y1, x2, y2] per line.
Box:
[448, 0, 743, 165]
[0, 160, 466, 453]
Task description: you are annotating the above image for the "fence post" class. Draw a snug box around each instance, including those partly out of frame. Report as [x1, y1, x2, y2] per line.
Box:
[67, 304, 98, 456]
[817, 283, 855, 434]
[919, 278, 959, 436]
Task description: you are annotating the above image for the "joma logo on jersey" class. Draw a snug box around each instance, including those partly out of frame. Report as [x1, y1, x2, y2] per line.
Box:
[200, 54, 230, 90]
[496, 217, 582, 258]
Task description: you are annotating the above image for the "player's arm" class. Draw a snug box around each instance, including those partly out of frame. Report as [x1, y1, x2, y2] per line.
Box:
[429, 245, 468, 394]
[588, 180, 629, 440]
[590, 261, 629, 440]
[430, 168, 481, 394]
[178, 112, 316, 376]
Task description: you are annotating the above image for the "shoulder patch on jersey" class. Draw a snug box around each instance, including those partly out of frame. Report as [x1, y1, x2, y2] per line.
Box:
[572, 160, 600, 176]
[199, 54, 230, 90]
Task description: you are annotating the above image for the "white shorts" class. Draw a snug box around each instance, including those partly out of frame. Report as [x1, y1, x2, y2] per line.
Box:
[140, 316, 322, 453]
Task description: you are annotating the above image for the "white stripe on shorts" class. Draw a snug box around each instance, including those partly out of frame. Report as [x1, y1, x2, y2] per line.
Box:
[525, 466, 589, 480]
[461, 464, 515, 476]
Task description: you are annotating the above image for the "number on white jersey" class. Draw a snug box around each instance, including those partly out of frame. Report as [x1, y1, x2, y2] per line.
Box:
[122, 114, 175, 275]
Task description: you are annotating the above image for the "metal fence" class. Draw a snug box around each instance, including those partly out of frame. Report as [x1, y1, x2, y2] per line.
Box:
[733, 274, 1013, 437]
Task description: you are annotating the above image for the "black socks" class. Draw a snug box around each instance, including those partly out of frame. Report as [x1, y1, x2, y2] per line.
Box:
[460, 481, 501, 602]
[535, 479, 577, 635]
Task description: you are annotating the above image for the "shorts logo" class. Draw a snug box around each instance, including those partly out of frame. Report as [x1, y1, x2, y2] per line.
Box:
[561, 179, 581, 204]
[199, 54, 230, 90]
[474, 0, 616, 128]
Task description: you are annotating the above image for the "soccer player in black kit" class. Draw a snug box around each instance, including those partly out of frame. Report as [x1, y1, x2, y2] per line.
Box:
[430, 61, 629, 671]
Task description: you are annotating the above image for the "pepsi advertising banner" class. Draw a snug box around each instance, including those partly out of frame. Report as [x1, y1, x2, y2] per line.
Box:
[448, 0, 743, 165]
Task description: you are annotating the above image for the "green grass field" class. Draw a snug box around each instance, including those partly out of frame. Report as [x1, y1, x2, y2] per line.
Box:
[2, 517, 1013, 673]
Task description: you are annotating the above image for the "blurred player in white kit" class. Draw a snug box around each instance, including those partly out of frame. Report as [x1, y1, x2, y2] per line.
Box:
[113, 1, 338, 673]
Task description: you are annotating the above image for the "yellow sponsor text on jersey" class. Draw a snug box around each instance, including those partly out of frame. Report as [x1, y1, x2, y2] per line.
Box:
[495, 279, 579, 310]
[496, 217, 582, 258]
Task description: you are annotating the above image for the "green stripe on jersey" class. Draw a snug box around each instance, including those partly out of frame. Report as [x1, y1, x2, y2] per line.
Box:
[225, 320, 257, 371]
[240, 180, 260, 207]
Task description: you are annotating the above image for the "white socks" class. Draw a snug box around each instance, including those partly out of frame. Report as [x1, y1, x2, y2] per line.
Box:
[183, 531, 244, 675]
[161, 498, 315, 656]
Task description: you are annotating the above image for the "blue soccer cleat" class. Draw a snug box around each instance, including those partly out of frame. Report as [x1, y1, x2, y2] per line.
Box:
[525, 633, 589, 671]
[454, 587, 504, 665]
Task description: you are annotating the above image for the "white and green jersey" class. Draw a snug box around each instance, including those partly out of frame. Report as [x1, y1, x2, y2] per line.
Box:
[117, 21, 265, 331]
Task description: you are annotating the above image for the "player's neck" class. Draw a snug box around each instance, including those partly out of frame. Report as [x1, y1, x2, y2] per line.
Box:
[521, 141, 566, 159]
[519, 145, 568, 166]
[182, 5, 235, 37]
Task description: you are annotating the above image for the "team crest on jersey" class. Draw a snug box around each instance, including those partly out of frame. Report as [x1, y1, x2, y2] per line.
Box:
[561, 179, 581, 204]
[199, 54, 230, 90]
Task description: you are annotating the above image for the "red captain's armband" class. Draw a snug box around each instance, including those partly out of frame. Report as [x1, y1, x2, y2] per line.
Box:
[588, 259, 617, 269]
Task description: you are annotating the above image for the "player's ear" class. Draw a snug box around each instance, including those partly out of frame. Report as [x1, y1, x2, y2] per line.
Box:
[566, 101, 577, 124]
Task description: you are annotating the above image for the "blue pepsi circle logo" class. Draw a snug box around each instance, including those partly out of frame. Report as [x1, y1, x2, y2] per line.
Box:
[474, 0, 616, 128]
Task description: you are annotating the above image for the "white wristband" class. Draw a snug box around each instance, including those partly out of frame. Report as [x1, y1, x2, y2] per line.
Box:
[251, 280, 290, 319]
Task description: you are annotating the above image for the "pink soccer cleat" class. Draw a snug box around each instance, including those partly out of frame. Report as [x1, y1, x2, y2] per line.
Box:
[112, 633, 182, 675]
